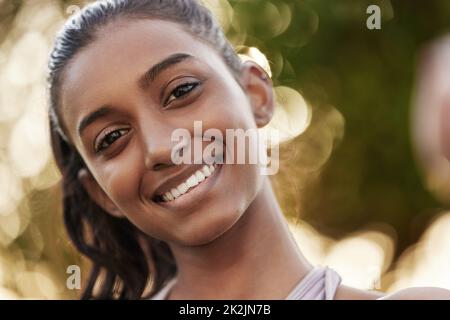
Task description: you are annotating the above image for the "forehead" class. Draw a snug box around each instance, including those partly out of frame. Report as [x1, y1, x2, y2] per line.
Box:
[60, 18, 229, 141]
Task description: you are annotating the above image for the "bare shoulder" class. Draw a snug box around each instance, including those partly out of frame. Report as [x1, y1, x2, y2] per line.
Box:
[335, 284, 450, 300]
[378, 287, 450, 300]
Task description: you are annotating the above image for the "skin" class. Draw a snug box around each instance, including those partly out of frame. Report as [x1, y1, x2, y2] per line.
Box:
[441, 96, 450, 161]
[412, 37, 450, 205]
[59, 18, 450, 299]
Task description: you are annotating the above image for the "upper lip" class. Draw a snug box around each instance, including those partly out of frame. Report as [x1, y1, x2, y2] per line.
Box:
[150, 164, 208, 201]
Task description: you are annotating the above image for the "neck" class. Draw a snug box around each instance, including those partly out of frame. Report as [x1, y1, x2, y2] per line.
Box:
[167, 178, 313, 299]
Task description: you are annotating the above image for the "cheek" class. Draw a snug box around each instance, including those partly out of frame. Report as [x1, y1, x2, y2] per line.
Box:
[205, 81, 264, 199]
[106, 165, 172, 239]
[102, 158, 140, 206]
[207, 74, 255, 128]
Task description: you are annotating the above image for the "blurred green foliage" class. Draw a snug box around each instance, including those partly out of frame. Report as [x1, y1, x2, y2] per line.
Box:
[230, 0, 450, 255]
[1, 1, 450, 297]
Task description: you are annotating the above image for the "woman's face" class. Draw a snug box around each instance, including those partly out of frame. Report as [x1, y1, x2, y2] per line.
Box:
[59, 18, 274, 246]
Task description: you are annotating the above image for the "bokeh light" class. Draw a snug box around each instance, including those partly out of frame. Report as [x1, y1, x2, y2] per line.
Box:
[0, 0, 450, 299]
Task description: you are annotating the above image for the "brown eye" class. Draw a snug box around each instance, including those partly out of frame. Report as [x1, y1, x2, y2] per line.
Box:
[165, 81, 201, 106]
[95, 128, 130, 153]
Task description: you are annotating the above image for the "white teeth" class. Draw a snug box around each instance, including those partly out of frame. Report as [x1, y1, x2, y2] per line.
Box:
[159, 164, 217, 202]
[171, 188, 181, 198]
[186, 175, 199, 188]
[165, 192, 174, 201]
[195, 171, 205, 182]
[202, 166, 211, 177]
[177, 182, 189, 194]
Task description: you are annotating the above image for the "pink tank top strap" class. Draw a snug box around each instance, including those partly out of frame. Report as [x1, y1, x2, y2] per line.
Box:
[150, 265, 342, 300]
[285, 265, 342, 300]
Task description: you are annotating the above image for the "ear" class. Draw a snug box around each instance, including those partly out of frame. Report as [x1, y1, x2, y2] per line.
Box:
[239, 60, 275, 128]
[77, 168, 125, 218]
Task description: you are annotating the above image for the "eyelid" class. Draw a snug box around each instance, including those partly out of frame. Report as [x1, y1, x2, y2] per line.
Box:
[162, 75, 201, 102]
[93, 125, 129, 153]
[163, 79, 202, 106]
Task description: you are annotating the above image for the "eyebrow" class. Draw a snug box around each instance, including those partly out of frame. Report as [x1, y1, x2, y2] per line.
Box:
[77, 105, 117, 136]
[77, 52, 194, 136]
[138, 52, 194, 90]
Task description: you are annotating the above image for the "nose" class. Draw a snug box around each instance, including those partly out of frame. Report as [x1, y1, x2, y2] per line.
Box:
[140, 119, 178, 171]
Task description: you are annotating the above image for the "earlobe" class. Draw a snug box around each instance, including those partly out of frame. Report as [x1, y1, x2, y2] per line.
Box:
[77, 168, 125, 218]
[240, 61, 275, 128]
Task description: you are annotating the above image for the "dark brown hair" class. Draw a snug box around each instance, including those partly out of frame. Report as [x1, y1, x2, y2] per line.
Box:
[47, 0, 242, 299]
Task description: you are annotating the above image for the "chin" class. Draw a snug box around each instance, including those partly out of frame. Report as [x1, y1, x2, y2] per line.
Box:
[171, 206, 245, 247]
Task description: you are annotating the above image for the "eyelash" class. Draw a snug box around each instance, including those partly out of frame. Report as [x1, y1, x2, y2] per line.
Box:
[164, 81, 201, 106]
[95, 128, 130, 153]
[94, 81, 201, 153]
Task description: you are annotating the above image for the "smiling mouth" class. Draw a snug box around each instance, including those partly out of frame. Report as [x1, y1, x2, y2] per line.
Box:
[153, 164, 219, 203]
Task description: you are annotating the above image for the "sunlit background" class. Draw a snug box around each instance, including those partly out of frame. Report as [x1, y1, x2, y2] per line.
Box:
[1, 0, 450, 299]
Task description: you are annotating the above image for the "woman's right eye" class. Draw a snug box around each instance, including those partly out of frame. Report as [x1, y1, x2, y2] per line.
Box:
[95, 128, 130, 153]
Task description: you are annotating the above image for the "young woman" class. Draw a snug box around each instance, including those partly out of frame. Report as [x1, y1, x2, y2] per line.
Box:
[47, 0, 450, 299]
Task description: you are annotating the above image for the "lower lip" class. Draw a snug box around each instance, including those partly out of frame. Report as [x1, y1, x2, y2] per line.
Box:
[153, 164, 223, 213]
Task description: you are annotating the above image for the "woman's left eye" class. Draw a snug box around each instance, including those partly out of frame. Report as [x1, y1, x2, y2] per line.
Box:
[165, 81, 201, 106]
